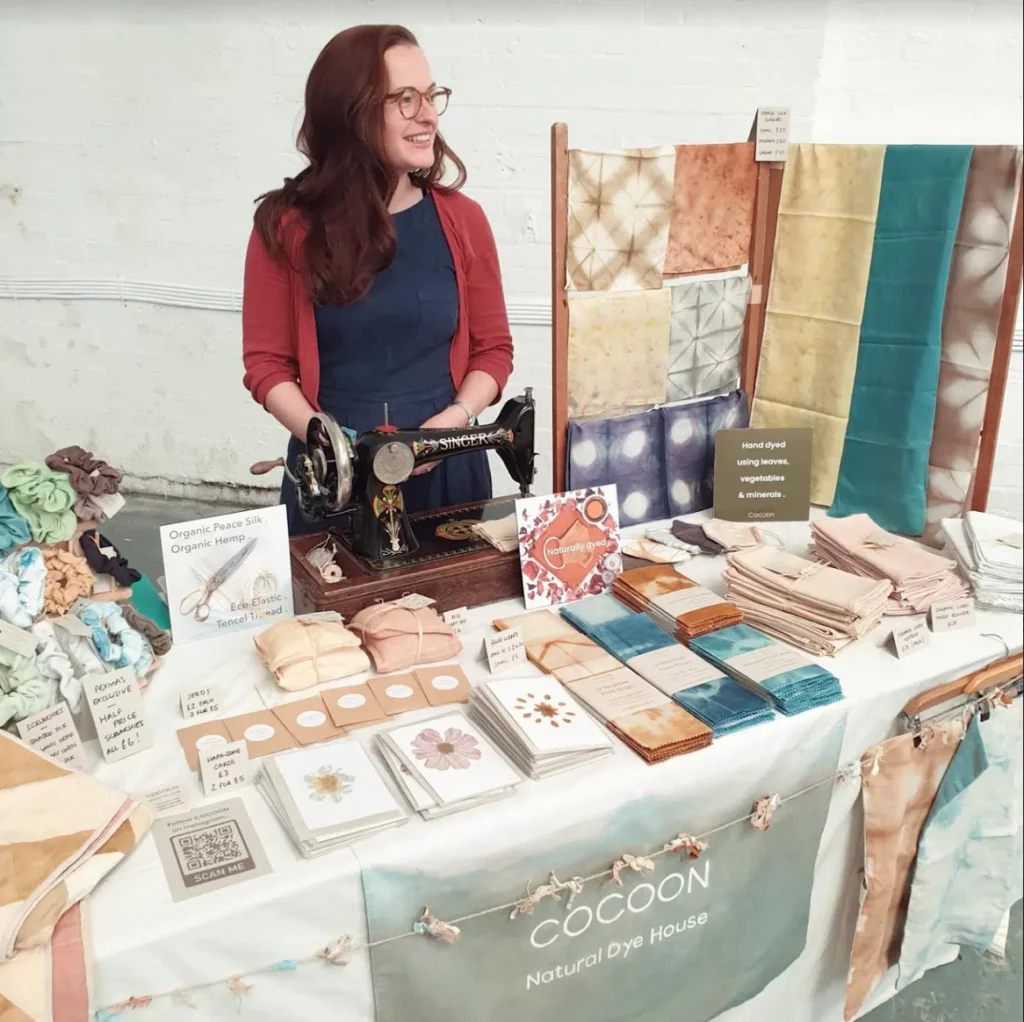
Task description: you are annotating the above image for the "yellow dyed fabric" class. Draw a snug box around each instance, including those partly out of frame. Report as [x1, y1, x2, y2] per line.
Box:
[567, 289, 671, 417]
[751, 143, 886, 505]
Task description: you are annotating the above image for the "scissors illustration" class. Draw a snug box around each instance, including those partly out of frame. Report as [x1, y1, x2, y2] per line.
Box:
[180, 538, 258, 622]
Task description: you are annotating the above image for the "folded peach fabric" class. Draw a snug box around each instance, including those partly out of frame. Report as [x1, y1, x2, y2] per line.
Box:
[810, 514, 967, 615]
[0, 731, 152, 1022]
[613, 565, 743, 642]
[254, 617, 370, 691]
[493, 608, 620, 684]
[664, 142, 757, 277]
[701, 519, 764, 552]
[349, 603, 461, 674]
[844, 722, 965, 1020]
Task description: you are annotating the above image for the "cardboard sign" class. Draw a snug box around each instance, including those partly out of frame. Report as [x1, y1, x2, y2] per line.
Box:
[17, 702, 86, 770]
[443, 607, 469, 635]
[0, 621, 37, 658]
[754, 106, 790, 161]
[82, 668, 152, 763]
[199, 739, 251, 797]
[159, 505, 293, 645]
[140, 784, 191, 818]
[930, 597, 976, 634]
[152, 799, 271, 902]
[180, 685, 221, 720]
[485, 627, 527, 675]
[713, 428, 812, 523]
[891, 618, 929, 659]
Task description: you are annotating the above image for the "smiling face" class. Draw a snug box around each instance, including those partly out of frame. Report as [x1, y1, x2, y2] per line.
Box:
[381, 44, 438, 174]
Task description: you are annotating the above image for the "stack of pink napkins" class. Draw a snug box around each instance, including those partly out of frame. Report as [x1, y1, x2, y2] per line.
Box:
[723, 545, 892, 656]
[810, 514, 967, 616]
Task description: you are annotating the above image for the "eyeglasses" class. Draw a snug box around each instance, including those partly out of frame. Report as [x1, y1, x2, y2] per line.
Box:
[386, 85, 451, 120]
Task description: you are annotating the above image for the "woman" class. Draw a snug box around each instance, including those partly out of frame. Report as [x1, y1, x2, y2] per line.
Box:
[242, 25, 514, 534]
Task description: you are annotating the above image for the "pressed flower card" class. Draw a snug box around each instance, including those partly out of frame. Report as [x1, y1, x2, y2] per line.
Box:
[515, 485, 622, 609]
[269, 741, 402, 836]
[384, 711, 521, 806]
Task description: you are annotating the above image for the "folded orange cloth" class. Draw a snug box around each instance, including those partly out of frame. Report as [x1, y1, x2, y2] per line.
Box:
[613, 565, 743, 642]
[349, 603, 462, 674]
[254, 617, 370, 690]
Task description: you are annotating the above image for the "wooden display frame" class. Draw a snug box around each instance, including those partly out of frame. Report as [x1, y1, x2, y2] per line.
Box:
[549, 122, 1022, 515]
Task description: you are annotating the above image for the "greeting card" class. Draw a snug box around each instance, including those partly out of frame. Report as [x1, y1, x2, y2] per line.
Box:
[515, 486, 621, 608]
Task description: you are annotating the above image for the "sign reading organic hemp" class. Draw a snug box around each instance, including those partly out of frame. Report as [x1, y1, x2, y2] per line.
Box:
[713, 428, 812, 523]
[362, 722, 844, 1022]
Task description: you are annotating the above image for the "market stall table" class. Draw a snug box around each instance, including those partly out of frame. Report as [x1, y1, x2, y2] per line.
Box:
[86, 517, 1024, 1022]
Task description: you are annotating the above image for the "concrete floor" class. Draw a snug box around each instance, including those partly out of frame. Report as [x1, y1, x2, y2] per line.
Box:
[110, 495, 1023, 1022]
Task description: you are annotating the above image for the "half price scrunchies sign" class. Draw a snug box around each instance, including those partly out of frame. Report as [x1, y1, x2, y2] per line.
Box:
[515, 486, 622, 609]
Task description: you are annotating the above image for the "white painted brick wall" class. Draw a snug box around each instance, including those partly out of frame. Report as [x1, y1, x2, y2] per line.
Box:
[1, 0, 1021, 513]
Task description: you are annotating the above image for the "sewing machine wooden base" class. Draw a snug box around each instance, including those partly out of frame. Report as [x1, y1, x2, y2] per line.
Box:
[290, 497, 523, 619]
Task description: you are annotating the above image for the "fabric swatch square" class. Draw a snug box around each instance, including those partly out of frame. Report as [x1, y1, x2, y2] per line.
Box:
[566, 408, 667, 524]
[751, 143, 887, 505]
[923, 146, 1022, 545]
[567, 289, 671, 417]
[667, 275, 752, 400]
[567, 146, 676, 292]
[664, 142, 757, 276]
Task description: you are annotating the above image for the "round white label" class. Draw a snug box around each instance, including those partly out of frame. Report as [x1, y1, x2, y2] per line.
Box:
[195, 734, 226, 750]
[385, 684, 414, 699]
[337, 693, 367, 710]
[244, 724, 275, 742]
[430, 674, 460, 691]
[296, 710, 326, 728]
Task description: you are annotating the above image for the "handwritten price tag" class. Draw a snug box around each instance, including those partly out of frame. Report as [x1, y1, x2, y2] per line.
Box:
[181, 685, 221, 720]
[393, 593, 437, 611]
[930, 597, 976, 634]
[443, 606, 469, 636]
[755, 106, 790, 162]
[891, 618, 929, 659]
[485, 627, 527, 675]
[82, 668, 152, 763]
[17, 702, 86, 770]
[199, 740, 251, 797]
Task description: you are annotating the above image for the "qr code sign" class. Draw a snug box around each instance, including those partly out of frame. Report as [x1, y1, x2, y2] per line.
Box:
[171, 821, 255, 888]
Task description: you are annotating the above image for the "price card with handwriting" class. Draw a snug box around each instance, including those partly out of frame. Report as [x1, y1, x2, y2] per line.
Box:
[393, 593, 437, 611]
[181, 685, 221, 720]
[17, 702, 86, 770]
[199, 740, 251, 797]
[485, 627, 527, 675]
[0, 621, 37, 658]
[82, 668, 153, 763]
[755, 106, 790, 161]
[930, 597, 976, 634]
[891, 618, 929, 659]
[443, 606, 469, 636]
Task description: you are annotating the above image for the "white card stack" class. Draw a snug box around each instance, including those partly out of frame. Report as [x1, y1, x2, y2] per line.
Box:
[256, 740, 406, 858]
[469, 676, 614, 779]
[374, 710, 523, 819]
[941, 512, 1023, 614]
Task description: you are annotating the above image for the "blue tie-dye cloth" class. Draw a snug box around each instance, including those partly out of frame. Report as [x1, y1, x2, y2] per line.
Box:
[560, 595, 775, 736]
[689, 623, 843, 716]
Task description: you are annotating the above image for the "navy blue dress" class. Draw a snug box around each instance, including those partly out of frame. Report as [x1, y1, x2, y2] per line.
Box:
[282, 194, 492, 534]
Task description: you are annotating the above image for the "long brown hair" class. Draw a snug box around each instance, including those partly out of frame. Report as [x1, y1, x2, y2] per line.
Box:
[254, 25, 466, 305]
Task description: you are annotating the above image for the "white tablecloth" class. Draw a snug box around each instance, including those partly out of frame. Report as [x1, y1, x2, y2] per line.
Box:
[87, 518, 1023, 1021]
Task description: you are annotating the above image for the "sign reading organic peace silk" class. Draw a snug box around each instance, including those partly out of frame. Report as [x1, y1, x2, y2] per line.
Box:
[361, 718, 845, 1022]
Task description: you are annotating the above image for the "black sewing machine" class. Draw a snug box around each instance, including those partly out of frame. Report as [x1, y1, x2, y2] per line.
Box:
[289, 389, 536, 567]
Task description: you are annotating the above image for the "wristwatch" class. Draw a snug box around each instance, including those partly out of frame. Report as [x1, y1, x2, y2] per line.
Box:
[452, 400, 477, 427]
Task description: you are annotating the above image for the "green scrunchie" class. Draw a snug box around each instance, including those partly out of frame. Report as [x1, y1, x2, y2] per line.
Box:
[0, 645, 52, 727]
[0, 461, 77, 544]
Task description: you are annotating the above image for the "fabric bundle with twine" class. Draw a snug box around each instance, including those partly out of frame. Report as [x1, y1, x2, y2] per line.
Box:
[45, 446, 123, 523]
[348, 602, 462, 674]
[254, 616, 369, 691]
[0, 463, 77, 545]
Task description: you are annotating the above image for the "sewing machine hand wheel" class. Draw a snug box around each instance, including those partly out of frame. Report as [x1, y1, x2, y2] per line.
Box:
[296, 413, 356, 518]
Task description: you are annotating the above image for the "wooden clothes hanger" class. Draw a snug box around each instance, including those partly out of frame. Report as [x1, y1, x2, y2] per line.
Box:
[902, 651, 1023, 721]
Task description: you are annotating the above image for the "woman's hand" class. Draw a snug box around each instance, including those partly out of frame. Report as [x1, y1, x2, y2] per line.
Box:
[411, 404, 472, 474]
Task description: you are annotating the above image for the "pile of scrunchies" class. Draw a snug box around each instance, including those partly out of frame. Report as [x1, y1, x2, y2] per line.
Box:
[0, 446, 170, 733]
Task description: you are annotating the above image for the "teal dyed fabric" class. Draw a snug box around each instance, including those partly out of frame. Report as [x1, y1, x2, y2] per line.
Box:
[831, 145, 973, 535]
[0, 484, 31, 556]
[897, 703, 1023, 987]
[689, 623, 843, 716]
[559, 595, 775, 736]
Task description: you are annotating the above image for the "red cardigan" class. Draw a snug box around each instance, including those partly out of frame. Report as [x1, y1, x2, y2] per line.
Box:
[242, 189, 514, 412]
